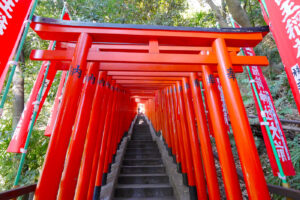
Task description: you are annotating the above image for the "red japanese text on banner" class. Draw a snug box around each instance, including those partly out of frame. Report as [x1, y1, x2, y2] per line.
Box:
[262, 0, 300, 114]
[0, 0, 34, 83]
[243, 47, 295, 176]
[0, 66, 9, 95]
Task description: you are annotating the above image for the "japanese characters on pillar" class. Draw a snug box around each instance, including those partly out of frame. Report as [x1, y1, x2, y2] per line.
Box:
[261, 0, 300, 114]
[0, 0, 34, 89]
[216, 78, 230, 133]
[243, 47, 295, 176]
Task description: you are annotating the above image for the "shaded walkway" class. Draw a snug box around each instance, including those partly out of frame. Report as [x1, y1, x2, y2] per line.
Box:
[113, 115, 175, 199]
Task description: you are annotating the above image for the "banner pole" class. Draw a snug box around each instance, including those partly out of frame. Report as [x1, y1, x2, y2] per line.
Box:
[0, 0, 39, 118]
[259, 0, 270, 17]
[229, 16, 291, 190]
[13, 3, 68, 187]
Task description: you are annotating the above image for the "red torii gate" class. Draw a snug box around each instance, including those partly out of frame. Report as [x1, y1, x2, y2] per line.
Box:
[29, 16, 270, 200]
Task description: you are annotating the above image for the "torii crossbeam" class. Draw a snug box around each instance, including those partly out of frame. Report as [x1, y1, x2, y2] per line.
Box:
[29, 16, 271, 200]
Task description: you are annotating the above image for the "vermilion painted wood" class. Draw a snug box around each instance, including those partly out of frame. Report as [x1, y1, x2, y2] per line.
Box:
[116, 92, 123, 146]
[34, 33, 92, 200]
[168, 86, 179, 161]
[54, 62, 246, 73]
[171, 85, 187, 173]
[130, 90, 156, 93]
[131, 93, 156, 96]
[200, 83, 215, 137]
[116, 80, 177, 84]
[122, 84, 173, 88]
[181, 78, 208, 200]
[166, 87, 176, 155]
[87, 75, 111, 200]
[30, 18, 267, 47]
[59, 42, 241, 53]
[150, 100, 156, 128]
[131, 96, 156, 99]
[57, 62, 98, 200]
[93, 83, 118, 197]
[30, 49, 268, 67]
[153, 96, 159, 131]
[130, 92, 156, 95]
[165, 88, 175, 153]
[108, 71, 201, 77]
[175, 82, 196, 187]
[102, 85, 119, 179]
[159, 90, 169, 148]
[116, 92, 128, 143]
[116, 93, 125, 145]
[155, 93, 164, 137]
[112, 76, 183, 81]
[201, 65, 242, 200]
[74, 77, 111, 200]
[107, 87, 121, 168]
[34, 66, 57, 123]
[30, 17, 271, 199]
[189, 73, 221, 200]
[44, 71, 67, 137]
[123, 94, 132, 135]
[160, 90, 169, 148]
[213, 38, 270, 199]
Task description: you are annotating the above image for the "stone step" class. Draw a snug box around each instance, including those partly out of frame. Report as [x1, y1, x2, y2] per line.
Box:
[118, 174, 169, 184]
[131, 136, 152, 139]
[126, 148, 159, 154]
[127, 144, 157, 149]
[120, 165, 165, 174]
[113, 197, 175, 200]
[132, 130, 150, 132]
[124, 154, 161, 159]
[113, 117, 175, 200]
[130, 139, 153, 142]
[125, 152, 160, 156]
[122, 159, 163, 166]
[128, 140, 157, 146]
[133, 129, 150, 132]
[127, 141, 155, 144]
[114, 184, 174, 198]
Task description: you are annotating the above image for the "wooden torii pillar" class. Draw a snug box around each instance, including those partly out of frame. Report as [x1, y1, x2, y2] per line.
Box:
[29, 15, 270, 200]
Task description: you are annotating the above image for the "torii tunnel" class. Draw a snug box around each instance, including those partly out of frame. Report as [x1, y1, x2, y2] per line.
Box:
[29, 16, 271, 200]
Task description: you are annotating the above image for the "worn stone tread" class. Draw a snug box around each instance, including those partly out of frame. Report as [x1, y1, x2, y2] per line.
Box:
[113, 197, 175, 200]
[116, 183, 173, 189]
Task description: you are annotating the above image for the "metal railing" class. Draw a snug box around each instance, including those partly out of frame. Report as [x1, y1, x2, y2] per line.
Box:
[213, 152, 300, 199]
[0, 184, 36, 200]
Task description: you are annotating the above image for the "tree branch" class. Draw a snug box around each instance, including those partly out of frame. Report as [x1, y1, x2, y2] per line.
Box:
[197, 0, 228, 27]
[225, 0, 252, 27]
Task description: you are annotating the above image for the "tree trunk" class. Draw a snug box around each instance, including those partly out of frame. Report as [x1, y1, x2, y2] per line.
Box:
[12, 51, 25, 129]
[225, 0, 252, 27]
[198, 0, 229, 27]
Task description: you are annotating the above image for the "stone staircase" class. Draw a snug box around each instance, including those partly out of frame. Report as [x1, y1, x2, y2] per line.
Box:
[113, 116, 175, 199]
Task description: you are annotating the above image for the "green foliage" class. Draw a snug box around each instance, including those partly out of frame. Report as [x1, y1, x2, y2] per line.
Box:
[240, 0, 266, 26]
[189, 11, 216, 27]
[64, 0, 188, 26]
[0, 1, 299, 198]
[263, 135, 300, 199]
